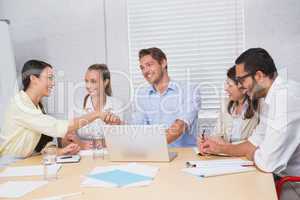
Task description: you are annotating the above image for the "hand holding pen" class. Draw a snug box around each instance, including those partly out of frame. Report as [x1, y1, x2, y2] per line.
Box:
[197, 129, 208, 156]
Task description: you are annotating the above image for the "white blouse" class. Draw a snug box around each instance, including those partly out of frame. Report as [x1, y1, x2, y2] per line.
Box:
[229, 101, 249, 143]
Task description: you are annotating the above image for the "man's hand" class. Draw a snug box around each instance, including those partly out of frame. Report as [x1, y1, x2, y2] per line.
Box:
[166, 119, 187, 144]
[103, 112, 122, 125]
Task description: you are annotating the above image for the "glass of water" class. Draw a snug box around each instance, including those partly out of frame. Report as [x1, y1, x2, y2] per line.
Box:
[42, 146, 58, 180]
[92, 127, 105, 160]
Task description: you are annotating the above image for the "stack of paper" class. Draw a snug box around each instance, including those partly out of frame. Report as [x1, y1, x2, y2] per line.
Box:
[81, 163, 159, 188]
[182, 159, 256, 178]
[0, 164, 61, 177]
[0, 181, 48, 198]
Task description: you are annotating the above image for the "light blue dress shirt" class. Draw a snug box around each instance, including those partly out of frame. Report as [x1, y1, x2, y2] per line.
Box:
[131, 81, 201, 147]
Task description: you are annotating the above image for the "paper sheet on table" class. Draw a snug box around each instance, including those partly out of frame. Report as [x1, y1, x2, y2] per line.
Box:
[182, 165, 256, 177]
[33, 192, 83, 200]
[0, 156, 20, 168]
[0, 181, 48, 198]
[79, 149, 108, 157]
[183, 158, 255, 178]
[187, 158, 254, 167]
[81, 163, 159, 188]
[0, 164, 61, 177]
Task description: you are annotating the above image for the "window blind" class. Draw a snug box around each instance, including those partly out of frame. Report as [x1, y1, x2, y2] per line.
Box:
[127, 0, 245, 113]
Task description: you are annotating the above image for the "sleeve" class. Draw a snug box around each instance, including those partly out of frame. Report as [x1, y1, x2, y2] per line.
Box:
[254, 118, 300, 173]
[253, 87, 300, 174]
[13, 108, 69, 138]
[177, 83, 201, 127]
[247, 122, 267, 147]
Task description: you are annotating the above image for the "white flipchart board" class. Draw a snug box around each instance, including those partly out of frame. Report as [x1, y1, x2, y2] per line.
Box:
[0, 20, 18, 133]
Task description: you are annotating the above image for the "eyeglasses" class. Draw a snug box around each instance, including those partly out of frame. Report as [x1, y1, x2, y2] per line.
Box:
[235, 73, 253, 85]
[224, 79, 237, 88]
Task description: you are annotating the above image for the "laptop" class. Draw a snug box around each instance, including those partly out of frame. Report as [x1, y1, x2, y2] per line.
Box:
[103, 125, 177, 162]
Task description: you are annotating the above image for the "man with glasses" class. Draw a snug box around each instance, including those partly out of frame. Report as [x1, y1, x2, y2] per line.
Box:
[199, 48, 300, 200]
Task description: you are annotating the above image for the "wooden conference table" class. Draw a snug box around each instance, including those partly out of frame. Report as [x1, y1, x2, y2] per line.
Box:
[0, 148, 277, 200]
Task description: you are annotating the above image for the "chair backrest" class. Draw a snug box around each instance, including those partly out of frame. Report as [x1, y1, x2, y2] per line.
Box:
[276, 176, 300, 199]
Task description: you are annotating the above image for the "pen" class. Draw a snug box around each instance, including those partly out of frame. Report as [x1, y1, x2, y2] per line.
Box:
[241, 164, 255, 167]
[201, 129, 206, 141]
[60, 156, 73, 159]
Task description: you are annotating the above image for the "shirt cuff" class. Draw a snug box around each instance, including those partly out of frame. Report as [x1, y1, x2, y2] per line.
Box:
[56, 120, 69, 138]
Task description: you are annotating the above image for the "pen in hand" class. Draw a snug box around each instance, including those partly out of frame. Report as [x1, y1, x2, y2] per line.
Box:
[201, 129, 206, 142]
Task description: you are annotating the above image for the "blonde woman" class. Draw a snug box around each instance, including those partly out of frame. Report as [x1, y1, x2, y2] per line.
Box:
[0, 60, 119, 158]
[67, 64, 124, 149]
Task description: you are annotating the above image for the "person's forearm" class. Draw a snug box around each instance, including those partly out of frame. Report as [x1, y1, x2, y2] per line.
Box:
[67, 112, 105, 133]
[219, 141, 256, 158]
[166, 119, 187, 144]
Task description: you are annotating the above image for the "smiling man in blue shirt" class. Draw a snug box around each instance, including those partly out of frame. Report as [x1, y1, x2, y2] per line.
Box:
[131, 47, 201, 147]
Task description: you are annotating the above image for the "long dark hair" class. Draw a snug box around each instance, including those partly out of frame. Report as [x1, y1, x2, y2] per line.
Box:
[21, 59, 52, 114]
[83, 64, 112, 109]
[226, 66, 259, 119]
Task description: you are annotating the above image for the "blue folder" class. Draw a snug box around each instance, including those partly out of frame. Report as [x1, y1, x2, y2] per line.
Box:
[88, 169, 153, 187]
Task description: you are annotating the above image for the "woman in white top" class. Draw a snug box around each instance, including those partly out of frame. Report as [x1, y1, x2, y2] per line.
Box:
[66, 64, 124, 149]
[0, 60, 120, 158]
[198, 66, 260, 153]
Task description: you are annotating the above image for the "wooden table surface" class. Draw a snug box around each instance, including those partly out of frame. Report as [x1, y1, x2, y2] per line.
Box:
[0, 148, 277, 200]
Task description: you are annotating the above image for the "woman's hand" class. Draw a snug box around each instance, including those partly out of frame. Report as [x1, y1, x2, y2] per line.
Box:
[58, 143, 80, 155]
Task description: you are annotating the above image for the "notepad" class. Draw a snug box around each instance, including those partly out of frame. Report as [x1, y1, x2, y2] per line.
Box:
[0, 181, 48, 198]
[183, 158, 255, 178]
[183, 165, 256, 177]
[0, 164, 61, 177]
[88, 169, 152, 187]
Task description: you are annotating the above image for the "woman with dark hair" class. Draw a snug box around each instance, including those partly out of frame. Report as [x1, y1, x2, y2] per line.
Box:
[198, 66, 260, 153]
[67, 64, 123, 149]
[0, 60, 120, 158]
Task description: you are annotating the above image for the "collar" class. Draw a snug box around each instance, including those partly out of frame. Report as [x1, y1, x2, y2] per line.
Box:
[147, 81, 178, 95]
[85, 95, 112, 112]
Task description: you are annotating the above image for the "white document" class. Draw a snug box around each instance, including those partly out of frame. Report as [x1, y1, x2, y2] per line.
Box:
[0, 181, 48, 198]
[81, 163, 159, 188]
[186, 158, 254, 168]
[34, 192, 82, 200]
[182, 165, 256, 177]
[0, 156, 19, 168]
[183, 158, 255, 178]
[0, 164, 61, 177]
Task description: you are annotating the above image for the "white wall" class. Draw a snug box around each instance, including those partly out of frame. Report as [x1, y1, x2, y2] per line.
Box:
[1, 0, 299, 119]
[0, 0, 126, 119]
[244, 0, 300, 81]
[104, 0, 132, 116]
